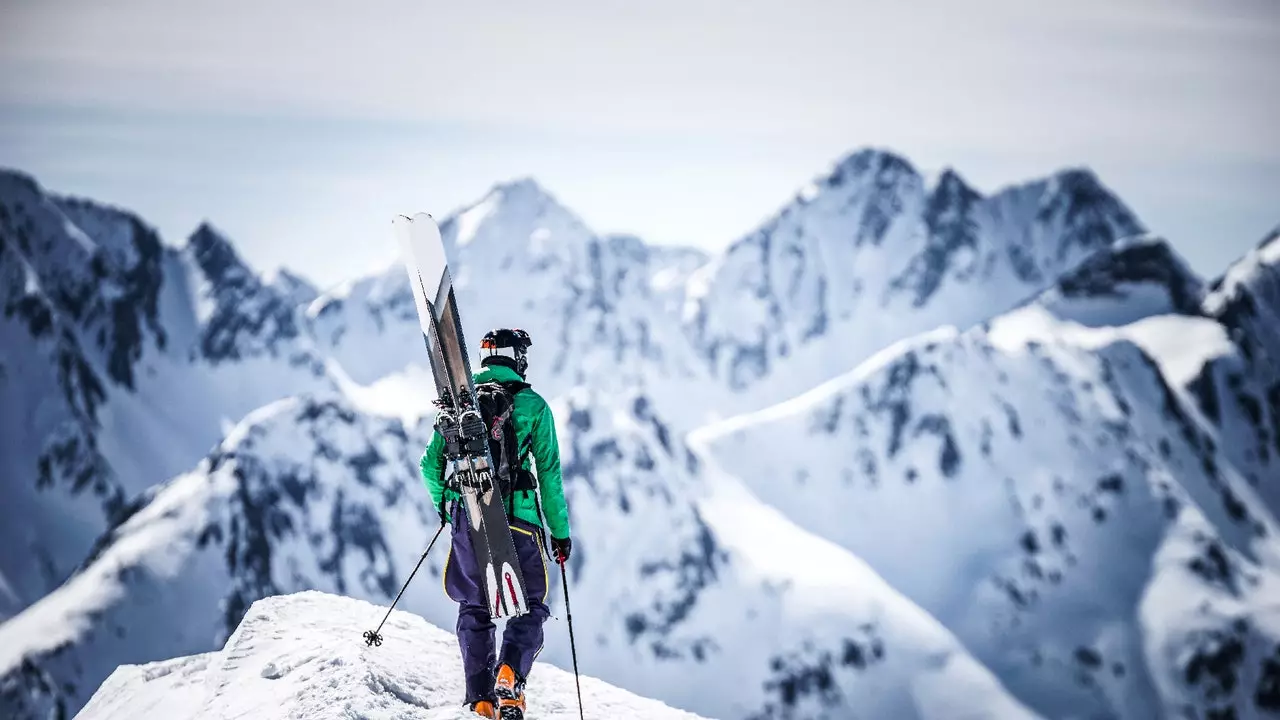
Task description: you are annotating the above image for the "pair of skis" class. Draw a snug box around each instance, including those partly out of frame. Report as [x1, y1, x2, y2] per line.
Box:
[394, 213, 529, 619]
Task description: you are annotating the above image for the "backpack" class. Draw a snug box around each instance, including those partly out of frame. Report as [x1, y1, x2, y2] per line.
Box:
[474, 380, 536, 516]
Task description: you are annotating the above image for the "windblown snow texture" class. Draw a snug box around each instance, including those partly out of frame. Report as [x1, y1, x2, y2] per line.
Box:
[76, 591, 709, 720]
[2, 153, 1277, 720]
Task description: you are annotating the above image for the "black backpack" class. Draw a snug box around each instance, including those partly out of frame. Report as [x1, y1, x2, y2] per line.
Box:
[474, 380, 536, 513]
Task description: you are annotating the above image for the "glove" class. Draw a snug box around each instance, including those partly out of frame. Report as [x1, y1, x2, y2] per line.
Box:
[550, 536, 572, 564]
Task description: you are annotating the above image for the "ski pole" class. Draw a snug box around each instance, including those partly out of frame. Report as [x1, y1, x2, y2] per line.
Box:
[363, 522, 445, 647]
[558, 556, 585, 720]
[532, 484, 584, 717]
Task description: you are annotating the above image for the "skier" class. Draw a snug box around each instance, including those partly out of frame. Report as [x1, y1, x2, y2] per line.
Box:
[420, 328, 573, 720]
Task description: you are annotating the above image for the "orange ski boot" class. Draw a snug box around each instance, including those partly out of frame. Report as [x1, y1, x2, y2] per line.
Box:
[494, 664, 526, 719]
[470, 700, 497, 719]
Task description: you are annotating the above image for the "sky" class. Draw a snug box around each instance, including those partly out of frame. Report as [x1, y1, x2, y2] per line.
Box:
[0, 0, 1277, 292]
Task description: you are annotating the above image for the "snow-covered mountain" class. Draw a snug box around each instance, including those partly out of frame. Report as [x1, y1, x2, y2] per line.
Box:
[0, 172, 167, 621]
[0, 159, 1048, 720]
[76, 591, 709, 719]
[694, 236, 1280, 719]
[2, 152, 1276, 720]
[305, 153, 1147, 426]
[0, 394, 446, 718]
[307, 182, 719, 429]
[1026, 230, 1280, 518]
[685, 149, 1145, 408]
[529, 384, 1040, 719]
[0, 375, 1039, 720]
[0, 170, 334, 622]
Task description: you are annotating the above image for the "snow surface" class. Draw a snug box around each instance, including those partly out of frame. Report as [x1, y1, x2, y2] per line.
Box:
[987, 305, 1237, 389]
[77, 591, 708, 720]
[696, 299, 1280, 719]
[692, 455, 1042, 720]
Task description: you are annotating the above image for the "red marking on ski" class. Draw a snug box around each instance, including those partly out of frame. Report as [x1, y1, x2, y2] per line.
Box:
[493, 582, 510, 616]
[506, 572, 521, 611]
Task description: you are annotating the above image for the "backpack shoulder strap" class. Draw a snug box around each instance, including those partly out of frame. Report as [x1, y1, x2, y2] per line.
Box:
[496, 380, 537, 495]
[499, 380, 530, 395]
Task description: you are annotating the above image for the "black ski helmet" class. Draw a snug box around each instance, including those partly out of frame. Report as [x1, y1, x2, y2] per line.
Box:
[479, 328, 533, 376]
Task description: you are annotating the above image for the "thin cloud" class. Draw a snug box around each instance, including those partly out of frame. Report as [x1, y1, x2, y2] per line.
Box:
[0, 0, 1276, 286]
[2, 0, 1276, 158]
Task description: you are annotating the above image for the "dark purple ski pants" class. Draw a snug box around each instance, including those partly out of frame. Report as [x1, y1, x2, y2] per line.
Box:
[443, 500, 550, 704]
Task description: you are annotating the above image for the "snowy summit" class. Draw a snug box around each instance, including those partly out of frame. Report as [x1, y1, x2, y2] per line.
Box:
[77, 591, 707, 720]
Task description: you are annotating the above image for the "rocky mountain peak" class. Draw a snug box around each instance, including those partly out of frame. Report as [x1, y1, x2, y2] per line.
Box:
[1203, 223, 1280, 379]
[443, 176, 591, 253]
[1053, 236, 1206, 314]
[1037, 167, 1145, 257]
[186, 222, 251, 288]
[821, 147, 920, 191]
[1205, 225, 1280, 316]
[930, 167, 978, 200]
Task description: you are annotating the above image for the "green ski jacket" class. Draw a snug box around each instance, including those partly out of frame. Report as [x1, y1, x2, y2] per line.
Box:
[419, 363, 572, 541]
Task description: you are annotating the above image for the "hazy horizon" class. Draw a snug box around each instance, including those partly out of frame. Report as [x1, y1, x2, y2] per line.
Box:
[2, 0, 1277, 289]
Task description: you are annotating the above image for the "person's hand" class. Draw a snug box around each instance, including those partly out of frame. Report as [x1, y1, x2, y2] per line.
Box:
[551, 536, 572, 564]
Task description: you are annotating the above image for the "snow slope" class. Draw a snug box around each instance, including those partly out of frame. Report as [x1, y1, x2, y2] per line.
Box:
[695, 283, 1280, 718]
[528, 385, 1040, 720]
[1027, 232, 1280, 522]
[76, 590, 708, 720]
